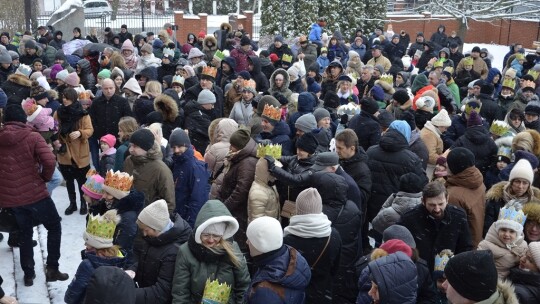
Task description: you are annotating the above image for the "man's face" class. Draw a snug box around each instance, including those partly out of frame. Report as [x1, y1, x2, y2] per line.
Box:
[241, 44, 250, 52]
[335, 140, 355, 159]
[330, 66, 340, 77]
[26, 48, 36, 55]
[361, 69, 371, 81]
[442, 280, 473, 304]
[392, 37, 399, 44]
[102, 80, 116, 98]
[428, 74, 439, 86]
[473, 85, 481, 96]
[1, 36, 8, 45]
[523, 90, 535, 100]
[121, 28, 127, 33]
[371, 49, 381, 58]
[515, 44, 523, 52]
[525, 113, 539, 123]
[38, 28, 45, 36]
[471, 51, 479, 59]
[274, 41, 282, 48]
[261, 118, 274, 133]
[200, 78, 213, 90]
[423, 193, 448, 219]
[172, 146, 188, 155]
[129, 143, 147, 156]
[417, 36, 424, 43]
[451, 47, 458, 53]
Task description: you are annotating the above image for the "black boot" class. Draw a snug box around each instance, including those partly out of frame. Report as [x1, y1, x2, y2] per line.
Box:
[45, 266, 69, 282]
[7, 231, 38, 247]
[0, 233, 3, 242]
[64, 202, 77, 215]
[79, 201, 87, 215]
[24, 273, 36, 286]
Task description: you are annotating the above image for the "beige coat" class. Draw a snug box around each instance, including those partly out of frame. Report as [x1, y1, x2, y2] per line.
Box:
[477, 224, 528, 280]
[248, 158, 280, 223]
[420, 121, 443, 180]
[54, 113, 93, 168]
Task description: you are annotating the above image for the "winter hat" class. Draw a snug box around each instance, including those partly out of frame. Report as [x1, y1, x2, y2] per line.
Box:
[467, 110, 483, 127]
[307, 77, 321, 94]
[371, 85, 385, 101]
[480, 83, 495, 95]
[287, 65, 300, 81]
[269, 53, 279, 63]
[416, 96, 436, 113]
[514, 150, 539, 168]
[295, 114, 317, 133]
[525, 100, 540, 116]
[36, 76, 51, 92]
[313, 108, 330, 123]
[84, 209, 120, 249]
[64, 72, 80, 87]
[296, 187, 323, 215]
[495, 200, 527, 233]
[444, 250, 498, 302]
[0, 51, 11, 64]
[140, 43, 153, 55]
[274, 35, 284, 43]
[81, 174, 105, 200]
[399, 172, 427, 193]
[505, 68, 517, 79]
[130, 128, 155, 151]
[152, 39, 164, 49]
[360, 97, 379, 115]
[15, 64, 32, 77]
[430, 109, 452, 127]
[137, 199, 170, 231]
[169, 128, 191, 148]
[392, 89, 410, 105]
[374, 239, 413, 259]
[50, 64, 63, 80]
[447, 147, 475, 175]
[97, 69, 111, 79]
[187, 47, 204, 59]
[382, 225, 416, 248]
[229, 127, 251, 150]
[389, 120, 411, 142]
[100, 134, 116, 148]
[246, 216, 283, 254]
[197, 89, 216, 105]
[237, 70, 251, 80]
[312, 152, 339, 171]
[378, 111, 395, 129]
[296, 132, 319, 154]
[4, 104, 27, 123]
[24, 39, 36, 49]
[240, 36, 251, 46]
[509, 159, 534, 184]
[528, 242, 540, 269]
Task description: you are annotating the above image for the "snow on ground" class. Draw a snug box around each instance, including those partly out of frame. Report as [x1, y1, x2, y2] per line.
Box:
[0, 41, 513, 303]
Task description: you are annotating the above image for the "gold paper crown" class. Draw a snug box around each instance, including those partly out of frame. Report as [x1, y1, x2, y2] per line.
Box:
[86, 168, 98, 178]
[202, 278, 231, 304]
[502, 78, 516, 90]
[79, 91, 92, 101]
[463, 57, 474, 66]
[443, 66, 454, 74]
[202, 66, 217, 78]
[433, 59, 444, 68]
[243, 79, 256, 90]
[282, 54, 293, 63]
[104, 170, 133, 192]
[262, 104, 281, 121]
[434, 249, 453, 272]
[528, 69, 540, 80]
[256, 143, 282, 159]
[86, 210, 120, 241]
[489, 120, 510, 137]
[379, 73, 393, 85]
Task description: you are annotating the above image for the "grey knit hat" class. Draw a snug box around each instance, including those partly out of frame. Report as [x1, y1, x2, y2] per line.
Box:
[137, 199, 170, 231]
[382, 225, 416, 248]
[197, 89, 216, 105]
[313, 108, 330, 123]
[296, 188, 323, 215]
[295, 113, 317, 133]
[169, 128, 191, 148]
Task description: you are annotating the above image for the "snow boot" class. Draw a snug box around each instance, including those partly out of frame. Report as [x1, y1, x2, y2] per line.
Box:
[45, 266, 69, 282]
[79, 201, 87, 215]
[24, 273, 36, 286]
[7, 231, 38, 247]
[65, 202, 77, 215]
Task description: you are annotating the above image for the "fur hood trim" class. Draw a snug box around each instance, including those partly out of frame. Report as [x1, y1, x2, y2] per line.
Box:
[7, 73, 32, 87]
[47, 89, 58, 100]
[153, 94, 179, 122]
[512, 129, 540, 157]
[523, 203, 540, 224]
[486, 181, 540, 202]
[220, 22, 232, 32]
[203, 35, 218, 51]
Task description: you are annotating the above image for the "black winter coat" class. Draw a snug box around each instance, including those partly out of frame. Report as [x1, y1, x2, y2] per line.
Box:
[410, 131, 429, 170]
[248, 56, 270, 93]
[399, 204, 473, 271]
[452, 126, 498, 176]
[366, 129, 425, 221]
[349, 111, 381, 152]
[442, 113, 489, 150]
[478, 93, 500, 125]
[83, 266, 136, 304]
[417, 45, 437, 73]
[2, 73, 32, 105]
[77, 59, 96, 93]
[183, 99, 213, 153]
[274, 154, 316, 204]
[157, 62, 176, 83]
[133, 95, 155, 125]
[509, 267, 540, 304]
[184, 83, 224, 119]
[339, 147, 372, 204]
[129, 216, 192, 304]
[89, 94, 133, 139]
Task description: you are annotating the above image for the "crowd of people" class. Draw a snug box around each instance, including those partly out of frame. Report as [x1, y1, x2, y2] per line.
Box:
[0, 16, 540, 304]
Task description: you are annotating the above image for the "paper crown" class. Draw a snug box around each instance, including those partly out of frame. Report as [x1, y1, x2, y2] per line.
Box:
[379, 73, 393, 85]
[434, 249, 454, 272]
[433, 59, 444, 68]
[464, 100, 482, 115]
[443, 66, 454, 74]
[515, 53, 525, 61]
[86, 168, 98, 177]
[256, 143, 282, 159]
[202, 278, 231, 304]
[262, 104, 281, 121]
[502, 78, 516, 90]
[463, 57, 473, 66]
[282, 54, 293, 63]
[528, 69, 540, 80]
[489, 120, 510, 137]
[213, 50, 225, 61]
[498, 202, 527, 227]
[172, 75, 185, 86]
[201, 66, 217, 78]
[102, 170, 133, 200]
[337, 103, 361, 118]
[497, 146, 512, 160]
[84, 209, 120, 249]
[79, 91, 92, 101]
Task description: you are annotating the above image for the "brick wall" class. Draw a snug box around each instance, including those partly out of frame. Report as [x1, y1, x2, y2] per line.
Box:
[174, 12, 208, 44]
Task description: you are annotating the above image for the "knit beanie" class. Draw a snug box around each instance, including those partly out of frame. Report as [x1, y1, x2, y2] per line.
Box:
[81, 174, 105, 200]
[137, 199, 170, 231]
[296, 132, 319, 154]
[100, 134, 116, 148]
[467, 110, 483, 127]
[16, 64, 32, 78]
[64, 72, 80, 87]
[378, 111, 395, 130]
[246, 217, 283, 254]
[360, 97, 379, 115]
[399, 172, 426, 193]
[24, 39, 36, 49]
[392, 89, 410, 105]
[97, 69, 111, 79]
[416, 96, 436, 113]
[307, 77, 321, 94]
[140, 43, 153, 55]
[382, 225, 416, 248]
[4, 104, 27, 123]
[197, 89, 216, 105]
[389, 120, 411, 142]
[0, 51, 11, 64]
[444, 250, 498, 302]
[371, 85, 385, 101]
[313, 108, 330, 123]
[525, 100, 540, 116]
[229, 127, 251, 150]
[238, 70, 251, 80]
[50, 64, 63, 80]
[430, 109, 452, 127]
[447, 147, 475, 175]
[295, 114, 317, 133]
[379, 239, 413, 257]
[296, 187, 323, 215]
[130, 128, 155, 151]
[505, 68, 517, 79]
[240, 36, 251, 46]
[169, 128, 191, 148]
[529, 242, 540, 269]
[509, 159, 534, 184]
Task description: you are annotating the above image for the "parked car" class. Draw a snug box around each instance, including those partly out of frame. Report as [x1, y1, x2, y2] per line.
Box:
[84, 0, 112, 18]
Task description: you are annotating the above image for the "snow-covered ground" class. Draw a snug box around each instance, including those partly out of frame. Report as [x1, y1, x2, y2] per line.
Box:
[0, 42, 513, 303]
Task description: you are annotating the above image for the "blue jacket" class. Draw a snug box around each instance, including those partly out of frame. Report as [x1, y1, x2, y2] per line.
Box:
[245, 245, 311, 304]
[309, 23, 323, 43]
[65, 251, 127, 304]
[171, 147, 210, 227]
[256, 121, 293, 156]
[317, 56, 330, 74]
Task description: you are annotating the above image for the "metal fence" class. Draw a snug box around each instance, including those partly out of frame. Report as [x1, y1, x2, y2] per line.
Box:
[252, 13, 261, 41]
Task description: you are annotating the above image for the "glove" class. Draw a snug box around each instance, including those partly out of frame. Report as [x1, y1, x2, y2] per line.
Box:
[264, 155, 276, 170]
[340, 114, 349, 125]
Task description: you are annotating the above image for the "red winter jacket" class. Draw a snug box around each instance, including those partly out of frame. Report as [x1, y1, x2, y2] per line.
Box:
[0, 122, 56, 207]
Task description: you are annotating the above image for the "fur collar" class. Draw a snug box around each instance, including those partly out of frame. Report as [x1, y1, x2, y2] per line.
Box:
[476, 280, 519, 304]
[153, 94, 179, 122]
[7, 73, 32, 87]
[486, 181, 540, 202]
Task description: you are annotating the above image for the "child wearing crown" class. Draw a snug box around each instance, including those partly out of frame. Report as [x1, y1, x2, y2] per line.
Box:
[478, 200, 529, 279]
[64, 210, 126, 304]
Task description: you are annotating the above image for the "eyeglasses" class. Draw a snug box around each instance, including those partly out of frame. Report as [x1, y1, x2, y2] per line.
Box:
[201, 233, 222, 240]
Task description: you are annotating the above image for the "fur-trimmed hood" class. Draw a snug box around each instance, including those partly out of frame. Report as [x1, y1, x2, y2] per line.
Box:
[47, 89, 58, 100]
[523, 202, 540, 225]
[512, 130, 540, 157]
[7, 73, 32, 87]
[269, 68, 291, 92]
[153, 94, 179, 123]
[203, 35, 218, 52]
[478, 280, 519, 304]
[486, 181, 540, 202]
[220, 22, 232, 32]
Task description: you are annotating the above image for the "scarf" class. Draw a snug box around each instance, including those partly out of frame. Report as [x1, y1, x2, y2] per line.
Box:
[337, 90, 351, 99]
[503, 182, 531, 205]
[283, 213, 332, 238]
[123, 53, 138, 70]
[57, 101, 86, 136]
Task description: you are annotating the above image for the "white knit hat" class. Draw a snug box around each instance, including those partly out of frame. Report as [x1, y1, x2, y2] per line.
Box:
[430, 109, 452, 127]
[529, 242, 540, 269]
[509, 159, 534, 184]
[137, 199, 170, 231]
[246, 217, 283, 254]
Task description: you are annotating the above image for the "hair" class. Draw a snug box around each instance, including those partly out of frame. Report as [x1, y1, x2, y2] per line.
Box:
[73, 27, 81, 34]
[63, 88, 78, 103]
[362, 65, 374, 73]
[147, 123, 163, 144]
[109, 53, 127, 70]
[110, 71, 125, 87]
[337, 80, 353, 93]
[94, 245, 121, 257]
[335, 129, 359, 148]
[118, 116, 139, 142]
[422, 181, 447, 199]
[207, 238, 242, 268]
[143, 81, 162, 98]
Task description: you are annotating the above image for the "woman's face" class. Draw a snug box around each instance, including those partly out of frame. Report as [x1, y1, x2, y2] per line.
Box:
[509, 114, 522, 128]
[122, 49, 132, 57]
[63, 98, 73, 106]
[318, 117, 331, 129]
[519, 249, 540, 272]
[525, 221, 540, 241]
[114, 76, 123, 88]
[340, 81, 350, 93]
[200, 233, 221, 248]
[242, 90, 254, 101]
[511, 178, 530, 197]
[493, 74, 500, 84]
[330, 39, 337, 46]
[33, 62, 42, 71]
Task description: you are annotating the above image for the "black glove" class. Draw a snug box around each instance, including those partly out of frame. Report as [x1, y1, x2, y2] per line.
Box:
[264, 155, 276, 170]
[340, 114, 349, 125]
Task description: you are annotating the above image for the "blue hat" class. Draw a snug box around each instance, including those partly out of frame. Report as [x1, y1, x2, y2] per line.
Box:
[389, 120, 411, 142]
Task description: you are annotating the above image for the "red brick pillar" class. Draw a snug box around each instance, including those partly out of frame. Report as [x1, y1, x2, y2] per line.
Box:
[174, 11, 185, 43]
[243, 10, 253, 37]
[198, 13, 208, 36]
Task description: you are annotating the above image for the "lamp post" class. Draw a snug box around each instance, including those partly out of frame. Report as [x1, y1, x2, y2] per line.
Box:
[141, 0, 146, 31]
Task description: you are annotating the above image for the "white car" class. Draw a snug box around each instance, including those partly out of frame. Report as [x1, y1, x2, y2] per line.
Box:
[84, 0, 112, 18]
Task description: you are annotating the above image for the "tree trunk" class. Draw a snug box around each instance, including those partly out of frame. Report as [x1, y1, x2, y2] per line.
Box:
[457, 19, 468, 53]
[111, 0, 120, 20]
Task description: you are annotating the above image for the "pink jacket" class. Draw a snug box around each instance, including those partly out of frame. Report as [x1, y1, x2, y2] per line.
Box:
[27, 106, 55, 132]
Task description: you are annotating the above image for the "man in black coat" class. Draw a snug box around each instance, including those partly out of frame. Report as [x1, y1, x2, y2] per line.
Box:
[184, 67, 224, 119]
[248, 56, 270, 94]
[118, 24, 133, 44]
[399, 181, 473, 271]
[348, 97, 381, 151]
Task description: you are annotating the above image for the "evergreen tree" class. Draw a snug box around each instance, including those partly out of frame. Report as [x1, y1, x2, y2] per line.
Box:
[292, 0, 317, 36]
[317, 0, 340, 35]
[192, 0, 213, 14]
[261, 0, 295, 36]
[217, 0, 237, 15]
[364, 0, 386, 33]
[337, 0, 367, 40]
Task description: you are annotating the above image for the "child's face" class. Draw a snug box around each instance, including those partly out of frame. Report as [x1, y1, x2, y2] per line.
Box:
[321, 52, 327, 58]
[496, 161, 508, 170]
[498, 227, 518, 244]
[465, 65, 473, 71]
[308, 70, 316, 78]
[81, 102, 91, 110]
[100, 141, 110, 152]
[33, 62, 42, 71]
